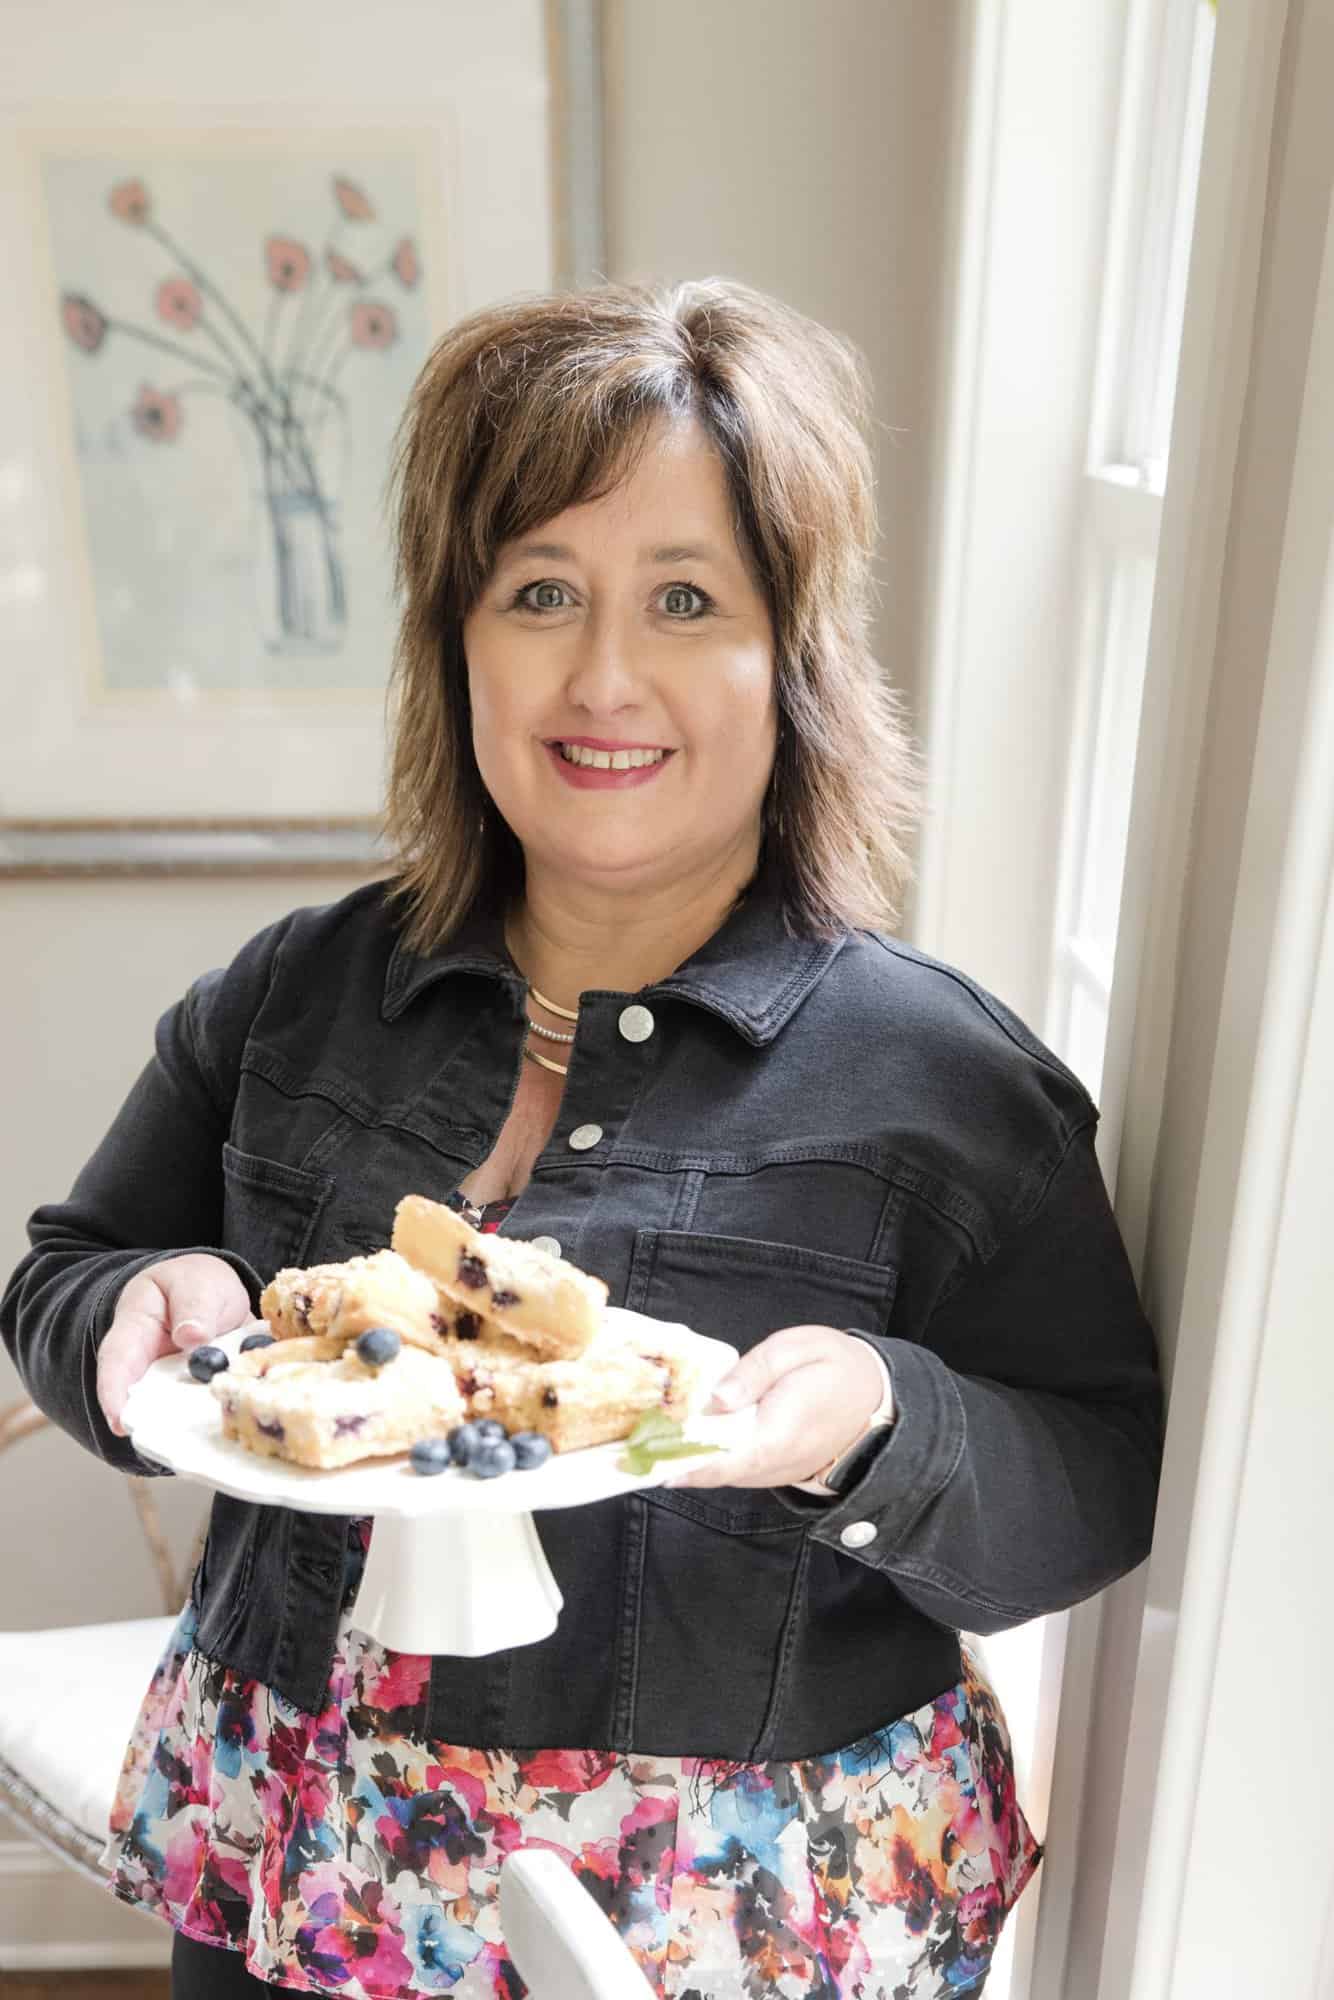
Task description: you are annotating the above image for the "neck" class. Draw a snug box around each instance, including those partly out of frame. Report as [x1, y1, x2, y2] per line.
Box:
[506, 841, 761, 1012]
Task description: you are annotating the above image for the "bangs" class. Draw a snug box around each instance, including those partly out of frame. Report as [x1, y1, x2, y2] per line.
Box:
[456, 371, 710, 605]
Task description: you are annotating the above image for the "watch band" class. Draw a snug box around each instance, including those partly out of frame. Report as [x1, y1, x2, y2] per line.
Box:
[794, 1337, 896, 1499]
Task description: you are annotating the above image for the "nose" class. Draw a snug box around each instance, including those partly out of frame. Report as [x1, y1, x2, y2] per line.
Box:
[562, 606, 645, 715]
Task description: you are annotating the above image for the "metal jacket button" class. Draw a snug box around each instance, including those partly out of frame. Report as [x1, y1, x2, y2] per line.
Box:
[618, 1004, 655, 1043]
[568, 1124, 603, 1151]
[839, 1521, 878, 1550]
[530, 1235, 562, 1257]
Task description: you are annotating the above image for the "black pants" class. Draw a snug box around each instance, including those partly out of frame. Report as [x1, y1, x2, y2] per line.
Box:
[172, 1931, 278, 1995]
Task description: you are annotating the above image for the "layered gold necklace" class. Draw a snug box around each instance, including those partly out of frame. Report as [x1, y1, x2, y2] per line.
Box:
[522, 983, 578, 1076]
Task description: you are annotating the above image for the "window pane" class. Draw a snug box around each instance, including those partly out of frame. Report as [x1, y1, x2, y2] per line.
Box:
[1066, 976, 1111, 1107]
[1149, 1, 1217, 464]
[1072, 551, 1155, 968]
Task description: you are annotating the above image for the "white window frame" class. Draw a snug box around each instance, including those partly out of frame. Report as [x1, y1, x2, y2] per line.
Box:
[1046, 0, 1214, 1114]
[913, 0, 1294, 1993]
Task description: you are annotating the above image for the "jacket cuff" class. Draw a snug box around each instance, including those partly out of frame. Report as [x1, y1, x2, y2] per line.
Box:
[807, 1334, 965, 1554]
[772, 1334, 965, 1560]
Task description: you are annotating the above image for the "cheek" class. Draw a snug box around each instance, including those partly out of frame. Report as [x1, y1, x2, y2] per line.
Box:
[463, 644, 518, 749]
[709, 652, 777, 756]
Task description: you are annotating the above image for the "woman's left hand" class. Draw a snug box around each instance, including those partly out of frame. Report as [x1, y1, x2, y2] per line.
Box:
[665, 1324, 885, 1490]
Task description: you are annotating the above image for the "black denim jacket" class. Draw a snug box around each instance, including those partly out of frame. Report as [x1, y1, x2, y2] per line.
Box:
[2, 864, 1163, 1759]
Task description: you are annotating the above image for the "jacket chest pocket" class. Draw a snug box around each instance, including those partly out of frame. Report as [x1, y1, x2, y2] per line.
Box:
[221, 1142, 333, 1283]
[625, 1227, 898, 1534]
[625, 1227, 897, 1352]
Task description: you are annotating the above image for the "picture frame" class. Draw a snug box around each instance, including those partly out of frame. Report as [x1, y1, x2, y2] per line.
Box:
[2, 0, 600, 874]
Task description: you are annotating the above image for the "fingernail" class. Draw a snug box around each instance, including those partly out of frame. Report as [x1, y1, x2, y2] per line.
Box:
[711, 1380, 741, 1410]
[172, 1318, 207, 1344]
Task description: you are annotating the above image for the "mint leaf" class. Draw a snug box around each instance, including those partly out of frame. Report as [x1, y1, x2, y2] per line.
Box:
[635, 1438, 722, 1462]
[624, 1409, 681, 1448]
[616, 1411, 724, 1476]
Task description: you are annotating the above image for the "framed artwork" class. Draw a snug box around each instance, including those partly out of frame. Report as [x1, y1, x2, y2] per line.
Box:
[3, 122, 451, 871]
[0, 6, 596, 873]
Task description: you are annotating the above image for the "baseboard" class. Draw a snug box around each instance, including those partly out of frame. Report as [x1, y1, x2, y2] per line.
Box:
[0, 1939, 171, 1968]
[0, 1834, 60, 1877]
[0, 1834, 170, 1966]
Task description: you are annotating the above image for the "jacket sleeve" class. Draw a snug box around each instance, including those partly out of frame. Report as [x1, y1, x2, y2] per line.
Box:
[805, 1117, 1164, 1632]
[0, 917, 291, 1476]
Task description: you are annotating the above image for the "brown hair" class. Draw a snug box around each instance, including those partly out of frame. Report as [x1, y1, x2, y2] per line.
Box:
[384, 276, 924, 949]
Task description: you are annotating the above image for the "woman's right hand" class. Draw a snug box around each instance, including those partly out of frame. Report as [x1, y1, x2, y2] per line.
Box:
[97, 1254, 255, 1438]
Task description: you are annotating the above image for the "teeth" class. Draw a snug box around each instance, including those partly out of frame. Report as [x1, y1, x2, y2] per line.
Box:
[558, 743, 666, 770]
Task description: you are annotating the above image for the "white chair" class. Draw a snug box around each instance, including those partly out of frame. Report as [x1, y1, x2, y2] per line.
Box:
[0, 1392, 185, 1883]
[0, 1397, 660, 1994]
[499, 1849, 659, 2000]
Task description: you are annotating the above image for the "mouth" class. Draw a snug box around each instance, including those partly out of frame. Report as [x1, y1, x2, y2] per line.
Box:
[543, 740, 677, 789]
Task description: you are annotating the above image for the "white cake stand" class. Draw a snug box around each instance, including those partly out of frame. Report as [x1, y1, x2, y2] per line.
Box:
[122, 1311, 749, 1656]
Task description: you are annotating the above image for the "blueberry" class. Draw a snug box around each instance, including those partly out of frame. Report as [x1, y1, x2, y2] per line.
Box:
[510, 1431, 552, 1471]
[240, 1330, 276, 1352]
[447, 1422, 485, 1466]
[469, 1438, 518, 1480]
[356, 1326, 401, 1369]
[410, 1438, 453, 1477]
[187, 1345, 229, 1382]
[474, 1418, 508, 1443]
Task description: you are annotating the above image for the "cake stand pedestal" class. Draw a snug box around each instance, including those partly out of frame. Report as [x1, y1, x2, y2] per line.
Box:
[352, 1506, 564, 1655]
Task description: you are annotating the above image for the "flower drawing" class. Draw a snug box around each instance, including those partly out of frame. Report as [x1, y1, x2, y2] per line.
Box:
[156, 277, 202, 332]
[59, 166, 422, 651]
[131, 384, 183, 443]
[391, 237, 420, 289]
[109, 179, 150, 225]
[333, 176, 375, 221]
[265, 236, 312, 293]
[61, 293, 107, 353]
[349, 302, 398, 351]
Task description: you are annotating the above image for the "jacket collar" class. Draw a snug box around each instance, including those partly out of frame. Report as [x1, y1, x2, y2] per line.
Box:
[382, 854, 849, 1047]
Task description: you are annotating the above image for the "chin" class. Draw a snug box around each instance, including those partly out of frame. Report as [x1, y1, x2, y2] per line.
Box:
[526, 833, 679, 884]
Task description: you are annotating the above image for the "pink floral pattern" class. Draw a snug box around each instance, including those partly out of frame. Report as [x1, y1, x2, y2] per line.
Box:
[102, 1561, 1038, 1997]
[333, 176, 376, 222]
[265, 237, 312, 293]
[156, 277, 203, 331]
[61, 293, 107, 353]
[130, 384, 183, 442]
[349, 302, 398, 351]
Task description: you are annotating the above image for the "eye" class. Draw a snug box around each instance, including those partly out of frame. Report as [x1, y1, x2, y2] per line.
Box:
[657, 582, 715, 619]
[509, 580, 572, 613]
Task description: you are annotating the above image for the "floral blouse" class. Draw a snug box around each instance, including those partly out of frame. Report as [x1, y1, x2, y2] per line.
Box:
[100, 1195, 1041, 1997]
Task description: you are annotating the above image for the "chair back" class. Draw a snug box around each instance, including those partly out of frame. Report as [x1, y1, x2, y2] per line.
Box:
[499, 1848, 658, 2000]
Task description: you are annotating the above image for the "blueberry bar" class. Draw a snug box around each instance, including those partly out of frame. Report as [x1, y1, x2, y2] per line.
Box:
[391, 1194, 608, 1361]
[211, 1331, 466, 1469]
[259, 1249, 450, 1355]
[438, 1322, 703, 1454]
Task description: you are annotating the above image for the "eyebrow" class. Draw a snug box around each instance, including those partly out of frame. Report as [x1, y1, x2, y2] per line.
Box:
[496, 540, 726, 567]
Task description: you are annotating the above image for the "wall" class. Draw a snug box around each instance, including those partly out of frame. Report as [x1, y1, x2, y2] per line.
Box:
[604, 0, 961, 754]
[0, 0, 553, 1960]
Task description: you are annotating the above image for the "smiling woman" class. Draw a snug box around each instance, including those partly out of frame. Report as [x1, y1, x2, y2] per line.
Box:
[3, 277, 1163, 2000]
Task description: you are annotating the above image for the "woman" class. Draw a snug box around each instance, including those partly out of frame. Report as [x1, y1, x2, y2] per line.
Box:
[1, 278, 1162, 1998]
